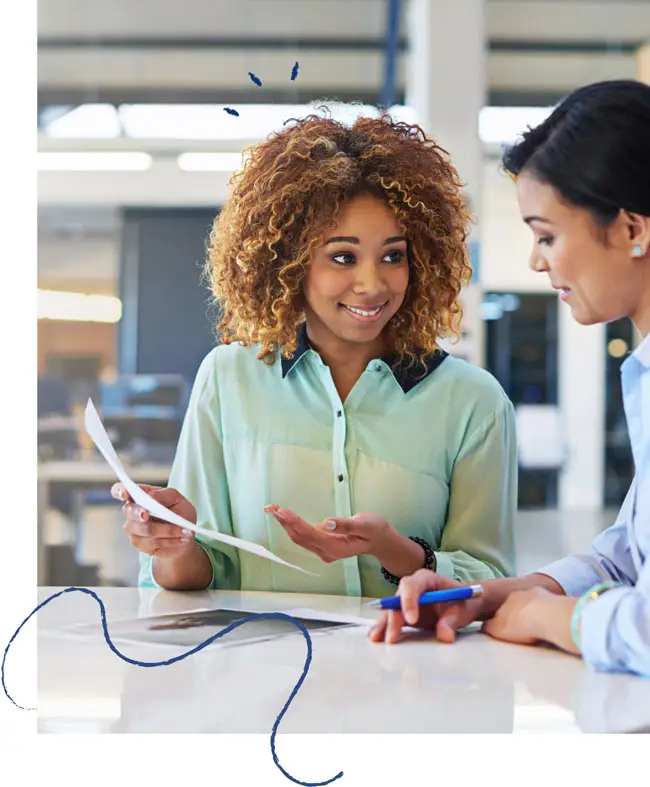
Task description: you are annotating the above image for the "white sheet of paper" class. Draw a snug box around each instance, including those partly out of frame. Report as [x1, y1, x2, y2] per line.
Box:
[84, 399, 316, 575]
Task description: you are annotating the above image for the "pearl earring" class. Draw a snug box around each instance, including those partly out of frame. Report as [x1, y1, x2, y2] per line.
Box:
[632, 244, 643, 258]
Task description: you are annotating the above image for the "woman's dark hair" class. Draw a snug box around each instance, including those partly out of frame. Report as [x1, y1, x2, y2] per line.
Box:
[502, 79, 650, 225]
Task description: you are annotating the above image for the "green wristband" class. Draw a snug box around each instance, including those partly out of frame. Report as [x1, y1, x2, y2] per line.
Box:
[570, 580, 623, 650]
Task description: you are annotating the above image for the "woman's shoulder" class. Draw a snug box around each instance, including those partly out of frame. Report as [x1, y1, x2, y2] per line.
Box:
[197, 341, 277, 382]
[434, 354, 512, 412]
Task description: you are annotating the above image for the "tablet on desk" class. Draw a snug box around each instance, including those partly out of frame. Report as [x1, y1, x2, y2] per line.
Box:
[62, 605, 367, 649]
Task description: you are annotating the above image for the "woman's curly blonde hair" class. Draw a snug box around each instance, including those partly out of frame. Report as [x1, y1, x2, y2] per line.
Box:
[205, 112, 472, 364]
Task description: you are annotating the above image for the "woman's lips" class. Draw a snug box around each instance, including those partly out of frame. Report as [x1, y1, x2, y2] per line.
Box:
[339, 302, 388, 322]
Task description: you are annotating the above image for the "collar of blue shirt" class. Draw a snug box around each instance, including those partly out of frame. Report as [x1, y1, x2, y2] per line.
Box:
[280, 322, 449, 394]
[633, 331, 650, 369]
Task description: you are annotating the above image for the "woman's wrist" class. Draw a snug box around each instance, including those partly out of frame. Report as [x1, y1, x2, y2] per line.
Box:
[371, 527, 434, 580]
[536, 594, 580, 654]
[152, 541, 213, 590]
[480, 573, 567, 619]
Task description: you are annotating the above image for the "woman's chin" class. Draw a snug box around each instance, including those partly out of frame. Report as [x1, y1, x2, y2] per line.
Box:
[570, 306, 604, 327]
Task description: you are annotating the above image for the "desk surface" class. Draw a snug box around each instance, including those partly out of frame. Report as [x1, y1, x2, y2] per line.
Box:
[35, 587, 650, 734]
[37, 460, 172, 483]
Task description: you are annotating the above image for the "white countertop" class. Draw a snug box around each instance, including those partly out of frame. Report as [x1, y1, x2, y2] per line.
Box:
[35, 587, 650, 734]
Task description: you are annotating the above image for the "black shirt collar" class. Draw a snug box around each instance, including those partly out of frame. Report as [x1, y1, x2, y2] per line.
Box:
[280, 322, 447, 394]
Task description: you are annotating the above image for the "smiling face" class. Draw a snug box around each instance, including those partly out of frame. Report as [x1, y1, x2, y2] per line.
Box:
[302, 193, 410, 353]
[515, 171, 650, 330]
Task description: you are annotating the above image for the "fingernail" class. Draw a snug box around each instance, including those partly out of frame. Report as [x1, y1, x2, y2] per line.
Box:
[138, 510, 147, 522]
[326, 520, 337, 531]
[181, 529, 191, 536]
[180, 537, 190, 543]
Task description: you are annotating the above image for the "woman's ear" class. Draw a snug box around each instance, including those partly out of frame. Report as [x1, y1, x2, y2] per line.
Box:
[622, 210, 650, 258]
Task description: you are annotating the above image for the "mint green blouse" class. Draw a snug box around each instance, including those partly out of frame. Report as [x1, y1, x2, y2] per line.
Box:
[139, 330, 517, 597]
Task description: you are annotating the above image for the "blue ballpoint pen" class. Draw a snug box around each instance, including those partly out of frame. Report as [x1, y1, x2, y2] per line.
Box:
[365, 584, 484, 610]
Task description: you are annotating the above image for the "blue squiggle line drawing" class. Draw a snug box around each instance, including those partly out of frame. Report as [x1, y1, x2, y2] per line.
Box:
[223, 61, 300, 116]
[2, 586, 343, 787]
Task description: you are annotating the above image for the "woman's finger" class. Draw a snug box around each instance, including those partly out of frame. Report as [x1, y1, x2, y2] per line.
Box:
[368, 612, 389, 642]
[112, 482, 161, 502]
[124, 518, 193, 540]
[111, 483, 131, 502]
[271, 511, 311, 538]
[123, 503, 150, 523]
[384, 608, 407, 644]
[129, 533, 191, 557]
[313, 517, 358, 535]
[277, 517, 315, 547]
[149, 521, 194, 539]
[124, 519, 151, 538]
[435, 604, 463, 643]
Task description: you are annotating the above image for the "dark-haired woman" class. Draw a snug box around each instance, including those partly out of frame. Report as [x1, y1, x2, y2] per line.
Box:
[110, 113, 517, 597]
[371, 79, 650, 678]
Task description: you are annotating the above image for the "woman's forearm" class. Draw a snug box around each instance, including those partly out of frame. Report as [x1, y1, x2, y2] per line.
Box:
[152, 542, 213, 590]
[371, 528, 429, 579]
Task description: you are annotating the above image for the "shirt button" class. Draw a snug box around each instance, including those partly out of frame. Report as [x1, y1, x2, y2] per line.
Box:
[337, 410, 342, 417]
[337, 474, 344, 482]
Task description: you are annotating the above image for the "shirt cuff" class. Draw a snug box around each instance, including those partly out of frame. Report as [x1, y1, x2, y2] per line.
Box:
[138, 553, 164, 590]
[578, 585, 632, 672]
[434, 551, 456, 580]
[194, 539, 217, 589]
[536, 554, 612, 597]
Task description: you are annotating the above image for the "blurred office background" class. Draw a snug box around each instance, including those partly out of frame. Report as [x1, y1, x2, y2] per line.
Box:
[37, 0, 650, 587]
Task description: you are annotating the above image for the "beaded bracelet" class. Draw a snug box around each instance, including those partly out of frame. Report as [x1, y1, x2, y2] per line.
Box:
[380, 536, 436, 586]
[570, 580, 623, 650]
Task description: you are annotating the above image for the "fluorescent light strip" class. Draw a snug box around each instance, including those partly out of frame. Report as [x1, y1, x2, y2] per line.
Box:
[44, 104, 122, 139]
[42, 102, 421, 142]
[40, 104, 559, 146]
[119, 102, 384, 140]
[478, 106, 554, 144]
[38, 152, 152, 171]
[177, 152, 246, 171]
[38, 289, 122, 323]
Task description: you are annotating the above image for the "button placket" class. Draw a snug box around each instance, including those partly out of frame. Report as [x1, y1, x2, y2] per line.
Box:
[317, 364, 361, 596]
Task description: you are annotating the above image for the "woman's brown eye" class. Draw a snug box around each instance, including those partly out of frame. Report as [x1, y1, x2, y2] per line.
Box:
[331, 253, 355, 265]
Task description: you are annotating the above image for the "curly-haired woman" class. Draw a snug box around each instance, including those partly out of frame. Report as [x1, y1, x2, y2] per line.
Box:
[112, 113, 518, 596]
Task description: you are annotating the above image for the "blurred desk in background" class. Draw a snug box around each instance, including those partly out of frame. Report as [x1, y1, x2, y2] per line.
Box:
[37, 460, 172, 585]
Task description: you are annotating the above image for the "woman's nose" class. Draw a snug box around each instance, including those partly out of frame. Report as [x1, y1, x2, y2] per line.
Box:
[529, 252, 548, 273]
[353, 261, 384, 294]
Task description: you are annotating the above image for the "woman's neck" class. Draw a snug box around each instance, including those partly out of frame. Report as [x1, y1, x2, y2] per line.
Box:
[305, 319, 390, 400]
[631, 274, 650, 338]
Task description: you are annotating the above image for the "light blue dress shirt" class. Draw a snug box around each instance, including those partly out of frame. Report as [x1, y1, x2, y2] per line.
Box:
[540, 332, 650, 677]
[139, 325, 517, 596]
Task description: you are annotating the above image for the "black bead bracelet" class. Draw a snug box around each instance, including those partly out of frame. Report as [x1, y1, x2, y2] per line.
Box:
[380, 536, 436, 585]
